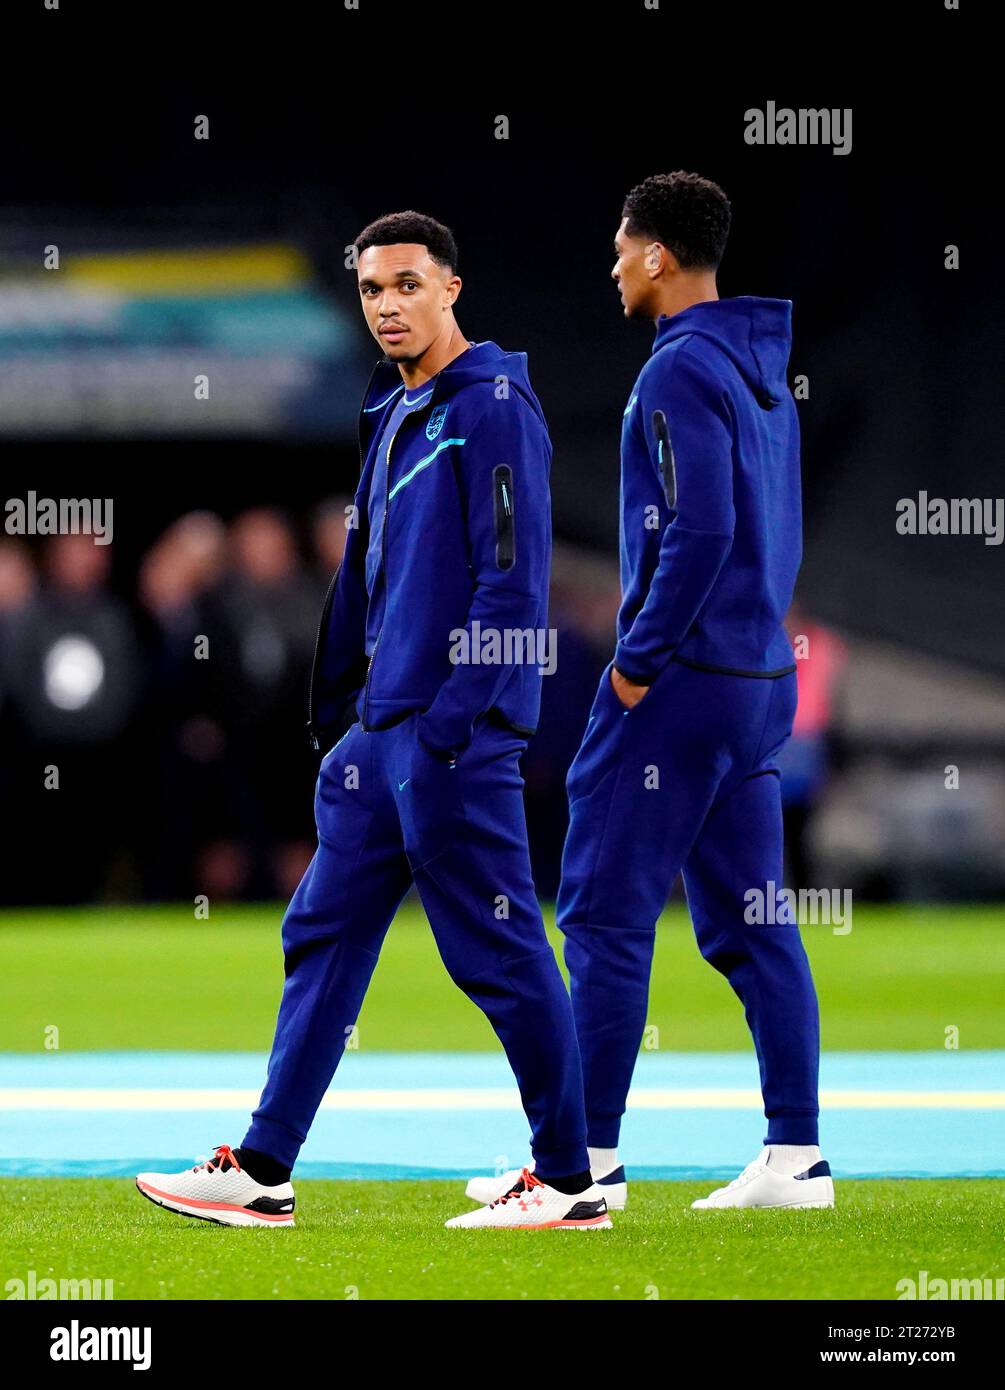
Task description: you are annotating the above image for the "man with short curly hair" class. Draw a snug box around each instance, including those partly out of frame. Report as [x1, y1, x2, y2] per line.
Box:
[468, 172, 832, 1214]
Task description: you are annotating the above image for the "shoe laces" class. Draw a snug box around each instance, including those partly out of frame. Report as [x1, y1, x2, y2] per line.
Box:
[490, 1167, 543, 1207]
[191, 1143, 241, 1175]
[717, 1155, 768, 1195]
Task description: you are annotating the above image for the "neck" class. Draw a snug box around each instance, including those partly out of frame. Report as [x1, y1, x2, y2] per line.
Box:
[651, 272, 719, 323]
[398, 319, 470, 388]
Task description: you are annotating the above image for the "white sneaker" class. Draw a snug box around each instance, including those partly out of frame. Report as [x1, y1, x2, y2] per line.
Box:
[136, 1144, 296, 1227]
[691, 1148, 835, 1210]
[465, 1162, 628, 1210]
[447, 1168, 612, 1229]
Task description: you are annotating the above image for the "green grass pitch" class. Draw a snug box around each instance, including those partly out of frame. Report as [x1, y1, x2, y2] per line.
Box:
[1, 902, 1002, 1299]
[0, 901, 1002, 1053]
[4, 1177, 1003, 1300]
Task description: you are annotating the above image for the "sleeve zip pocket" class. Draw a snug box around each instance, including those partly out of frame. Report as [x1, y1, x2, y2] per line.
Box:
[652, 409, 677, 511]
[492, 464, 515, 570]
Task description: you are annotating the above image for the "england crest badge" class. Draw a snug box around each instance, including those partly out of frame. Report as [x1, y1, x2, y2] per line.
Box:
[426, 404, 448, 441]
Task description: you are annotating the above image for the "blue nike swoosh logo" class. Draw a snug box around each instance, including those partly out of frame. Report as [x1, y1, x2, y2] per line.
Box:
[398, 779, 410, 790]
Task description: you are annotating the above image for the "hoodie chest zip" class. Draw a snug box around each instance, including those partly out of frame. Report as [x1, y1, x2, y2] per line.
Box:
[361, 415, 407, 731]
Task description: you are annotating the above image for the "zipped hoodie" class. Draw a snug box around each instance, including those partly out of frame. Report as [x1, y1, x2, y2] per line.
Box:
[308, 340, 551, 758]
[613, 296, 802, 684]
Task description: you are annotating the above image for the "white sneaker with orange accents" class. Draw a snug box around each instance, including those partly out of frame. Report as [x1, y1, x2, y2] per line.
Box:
[465, 1161, 628, 1210]
[135, 1145, 295, 1228]
[446, 1168, 612, 1229]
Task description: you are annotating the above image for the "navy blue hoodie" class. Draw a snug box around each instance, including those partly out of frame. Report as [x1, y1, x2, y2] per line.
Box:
[613, 297, 802, 684]
[308, 341, 552, 758]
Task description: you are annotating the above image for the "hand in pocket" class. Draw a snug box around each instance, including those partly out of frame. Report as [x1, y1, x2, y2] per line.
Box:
[398, 719, 463, 867]
[610, 665, 650, 710]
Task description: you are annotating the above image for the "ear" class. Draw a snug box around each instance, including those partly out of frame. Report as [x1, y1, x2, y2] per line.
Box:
[644, 242, 663, 275]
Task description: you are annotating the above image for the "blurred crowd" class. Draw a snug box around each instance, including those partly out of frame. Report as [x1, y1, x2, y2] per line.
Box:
[20, 506, 966, 907]
[23, 506, 1000, 907]
[0, 513, 627, 905]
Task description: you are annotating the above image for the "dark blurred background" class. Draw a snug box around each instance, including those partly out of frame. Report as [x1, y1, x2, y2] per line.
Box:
[2, 62, 1001, 906]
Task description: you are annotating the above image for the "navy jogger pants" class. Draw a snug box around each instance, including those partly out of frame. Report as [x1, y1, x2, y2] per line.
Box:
[243, 714, 589, 1179]
[557, 660, 820, 1150]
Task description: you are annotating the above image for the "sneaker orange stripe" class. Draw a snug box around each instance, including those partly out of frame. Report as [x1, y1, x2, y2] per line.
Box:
[514, 1214, 612, 1228]
[138, 1181, 293, 1221]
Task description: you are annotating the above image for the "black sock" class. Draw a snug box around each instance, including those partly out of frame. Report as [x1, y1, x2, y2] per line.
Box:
[233, 1146, 292, 1186]
[540, 1169, 593, 1196]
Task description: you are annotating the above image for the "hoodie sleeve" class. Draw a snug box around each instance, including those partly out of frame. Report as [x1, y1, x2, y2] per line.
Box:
[416, 387, 551, 757]
[613, 347, 736, 684]
[307, 484, 372, 749]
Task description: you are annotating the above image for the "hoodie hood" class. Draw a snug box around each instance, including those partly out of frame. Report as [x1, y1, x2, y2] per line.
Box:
[365, 339, 546, 425]
[653, 297, 793, 410]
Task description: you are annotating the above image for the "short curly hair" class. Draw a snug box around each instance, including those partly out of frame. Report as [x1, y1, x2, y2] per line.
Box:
[355, 211, 459, 274]
[622, 172, 731, 270]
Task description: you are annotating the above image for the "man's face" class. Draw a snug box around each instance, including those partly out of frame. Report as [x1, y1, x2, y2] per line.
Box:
[357, 243, 459, 360]
[611, 217, 658, 319]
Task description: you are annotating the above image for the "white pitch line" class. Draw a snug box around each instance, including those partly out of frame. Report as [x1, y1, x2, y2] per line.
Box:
[0, 1088, 1003, 1111]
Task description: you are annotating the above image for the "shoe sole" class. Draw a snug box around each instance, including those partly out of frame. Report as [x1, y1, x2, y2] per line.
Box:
[543, 1216, 614, 1229]
[447, 1215, 614, 1230]
[135, 1179, 295, 1228]
[692, 1199, 835, 1211]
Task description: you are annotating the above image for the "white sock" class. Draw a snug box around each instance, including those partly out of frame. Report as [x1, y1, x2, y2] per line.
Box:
[588, 1146, 620, 1176]
[767, 1144, 821, 1176]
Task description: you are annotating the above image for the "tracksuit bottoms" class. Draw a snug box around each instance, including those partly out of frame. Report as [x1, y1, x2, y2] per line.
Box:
[243, 712, 589, 1179]
[557, 660, 820, 1151]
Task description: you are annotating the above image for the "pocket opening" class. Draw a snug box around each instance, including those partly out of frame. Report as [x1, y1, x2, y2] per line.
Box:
[492, 464, 515, 570]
